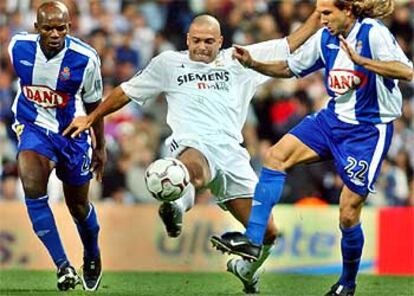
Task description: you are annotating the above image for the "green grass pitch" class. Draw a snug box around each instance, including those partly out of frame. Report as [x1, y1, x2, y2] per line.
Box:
[0, 270, 413, 295]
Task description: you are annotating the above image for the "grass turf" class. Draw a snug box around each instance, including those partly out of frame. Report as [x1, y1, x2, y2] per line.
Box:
[0, 270, 413, 295]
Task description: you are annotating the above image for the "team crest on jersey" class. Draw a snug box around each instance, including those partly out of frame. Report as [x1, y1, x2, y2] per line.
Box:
[23, 85, 69, 108]
[59, 67, 71, 81]
[328, 69, 368, 95]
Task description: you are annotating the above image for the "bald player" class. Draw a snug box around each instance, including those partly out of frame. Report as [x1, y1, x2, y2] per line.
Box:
[8, 1, 105, 291]
[64, 13, 320, 293]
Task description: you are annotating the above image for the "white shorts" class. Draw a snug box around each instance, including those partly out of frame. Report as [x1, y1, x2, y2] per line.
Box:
[167, 135, 258, 209]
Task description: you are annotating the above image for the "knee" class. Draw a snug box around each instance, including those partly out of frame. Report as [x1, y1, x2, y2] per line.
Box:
[184, 161, 208, 190]
[67, 202, 89, 221]
[339, 206, 359, 228]
[20, 174, 47, 198]
[263, 148, 288, 172]
[263, 223, 278, 245]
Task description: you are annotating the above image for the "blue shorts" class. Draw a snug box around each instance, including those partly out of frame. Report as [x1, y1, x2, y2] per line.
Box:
[289, 109, 393, 196]
[15, 122, 92, 186]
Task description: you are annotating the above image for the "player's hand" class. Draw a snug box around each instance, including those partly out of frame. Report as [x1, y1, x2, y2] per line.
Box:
[91, 146, 106, 182]
[232, 45, 254, 68]
[63, 116, 93, 138]
[339, 35, 365, 65]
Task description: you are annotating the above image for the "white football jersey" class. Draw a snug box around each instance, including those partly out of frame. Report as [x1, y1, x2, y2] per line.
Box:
[121, 39, 290, 143]
[287, 18, 413, 124]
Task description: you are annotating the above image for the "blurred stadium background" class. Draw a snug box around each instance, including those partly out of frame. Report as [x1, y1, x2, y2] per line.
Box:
[0, 0, 413, 295]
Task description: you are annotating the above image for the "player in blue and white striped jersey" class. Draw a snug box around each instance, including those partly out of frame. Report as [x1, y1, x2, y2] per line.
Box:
[8, 1, 105, 291]
[212, 0, 413, 295]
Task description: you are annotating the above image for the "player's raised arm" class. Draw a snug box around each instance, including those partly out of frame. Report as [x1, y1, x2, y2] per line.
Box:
[232, 45, 293, 78]
[286, 10, 321, 53]
[63, 86, 130, 138]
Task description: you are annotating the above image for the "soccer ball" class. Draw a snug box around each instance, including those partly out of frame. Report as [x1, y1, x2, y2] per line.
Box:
[144, 158, 190, 202]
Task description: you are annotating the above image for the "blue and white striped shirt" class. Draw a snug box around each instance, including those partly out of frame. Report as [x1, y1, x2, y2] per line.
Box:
[8, 33, 102, 133]
[288, 18, 413, 124]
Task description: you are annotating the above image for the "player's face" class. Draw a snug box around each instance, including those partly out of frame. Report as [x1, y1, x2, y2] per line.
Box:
[35, 14, 70, 53]
[187, 24, 223, 63]
[317, 0, 352, 35]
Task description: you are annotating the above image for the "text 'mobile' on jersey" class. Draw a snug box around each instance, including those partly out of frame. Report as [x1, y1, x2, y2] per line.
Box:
[8, 33, 103, 134]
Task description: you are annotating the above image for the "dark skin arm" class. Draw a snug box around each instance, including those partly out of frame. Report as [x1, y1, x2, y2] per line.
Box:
[63, 86, 131, 138]
[84, 100, 106, 182]
[233, 46, 293, 78]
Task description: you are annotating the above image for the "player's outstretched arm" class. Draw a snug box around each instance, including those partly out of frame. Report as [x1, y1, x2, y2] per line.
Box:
[286, 10, 321, 53]
[232, 45, 293, 78]
[63, 86, 131, 138]
[84, 101, 106, 182]
[339, 35, 413, 81]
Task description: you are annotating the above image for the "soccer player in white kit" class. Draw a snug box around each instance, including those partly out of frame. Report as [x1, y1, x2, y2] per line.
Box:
[64, 13, 321, 293]
[210, 0, 414, 295]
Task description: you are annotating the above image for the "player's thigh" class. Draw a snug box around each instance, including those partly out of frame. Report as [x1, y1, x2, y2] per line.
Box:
[54, 133, 93, 188]
[339, 185, 366, 228]
[17, 151, 54, 197]
[178, 147, 212, 188]
[265, 134, 320, 171]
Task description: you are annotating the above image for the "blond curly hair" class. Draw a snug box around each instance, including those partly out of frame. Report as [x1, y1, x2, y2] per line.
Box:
[334, 0, 395, 19]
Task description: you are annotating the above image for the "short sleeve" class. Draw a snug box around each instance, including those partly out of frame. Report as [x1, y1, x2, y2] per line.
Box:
[369, 23, 413, 68]
[120, 52, 167, 105]
[82, 56, 103, 103]
[287, 29, 325, 78]
[244, 38, 290, 62]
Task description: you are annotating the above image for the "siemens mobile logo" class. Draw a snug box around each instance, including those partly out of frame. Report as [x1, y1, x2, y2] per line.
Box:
[177, 70, 230, 86]
[328, 69, 368, 95]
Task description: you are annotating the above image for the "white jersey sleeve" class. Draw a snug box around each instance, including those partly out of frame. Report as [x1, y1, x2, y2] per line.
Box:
[245, 38, 290, 62]
[82, 56, 103, 103]
[287, 29, 325, 78]
[120, 52, 167, 105]
[246, 38, 290, 85]
[369, 23, 413, 68]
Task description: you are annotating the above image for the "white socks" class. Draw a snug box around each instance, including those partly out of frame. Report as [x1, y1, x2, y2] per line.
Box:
[238, 244, 274, 278]
[173, 183, 195, 212]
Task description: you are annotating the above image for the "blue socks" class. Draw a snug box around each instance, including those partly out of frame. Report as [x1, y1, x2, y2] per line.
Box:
[25, 196, 68, 268]
[339, 223, 364, 288]
[74, 203, 100, 259]
[245, 167, 286, 245]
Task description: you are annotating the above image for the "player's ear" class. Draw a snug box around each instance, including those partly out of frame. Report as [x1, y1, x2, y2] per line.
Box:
[67, 22, 72, 32]
[34, 22, 39, 33]
[219, 35, 223, 48]
[186, 33, 190, 47]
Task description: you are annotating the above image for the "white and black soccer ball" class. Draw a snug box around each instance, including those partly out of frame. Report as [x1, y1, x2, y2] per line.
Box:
[144, 158, 190, 202]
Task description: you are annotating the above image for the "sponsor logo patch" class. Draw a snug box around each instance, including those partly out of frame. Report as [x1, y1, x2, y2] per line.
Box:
[328, 69, 368, 95]
[22, 85, 69, 108]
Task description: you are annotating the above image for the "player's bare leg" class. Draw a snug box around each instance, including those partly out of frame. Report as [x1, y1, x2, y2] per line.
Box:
[325, 186, 365, 296]
[64, 183, 102, 291]
[211, 135, 320, 261]
[159, 147, 211, 237]
[19, 151, 79, 290]
[218, 198, 277, 294]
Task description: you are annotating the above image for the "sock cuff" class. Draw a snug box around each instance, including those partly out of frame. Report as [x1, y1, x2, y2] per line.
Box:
[260, 167, 286, 182]
[340, 223, 362, 234]
[25, 195, 49, 206]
